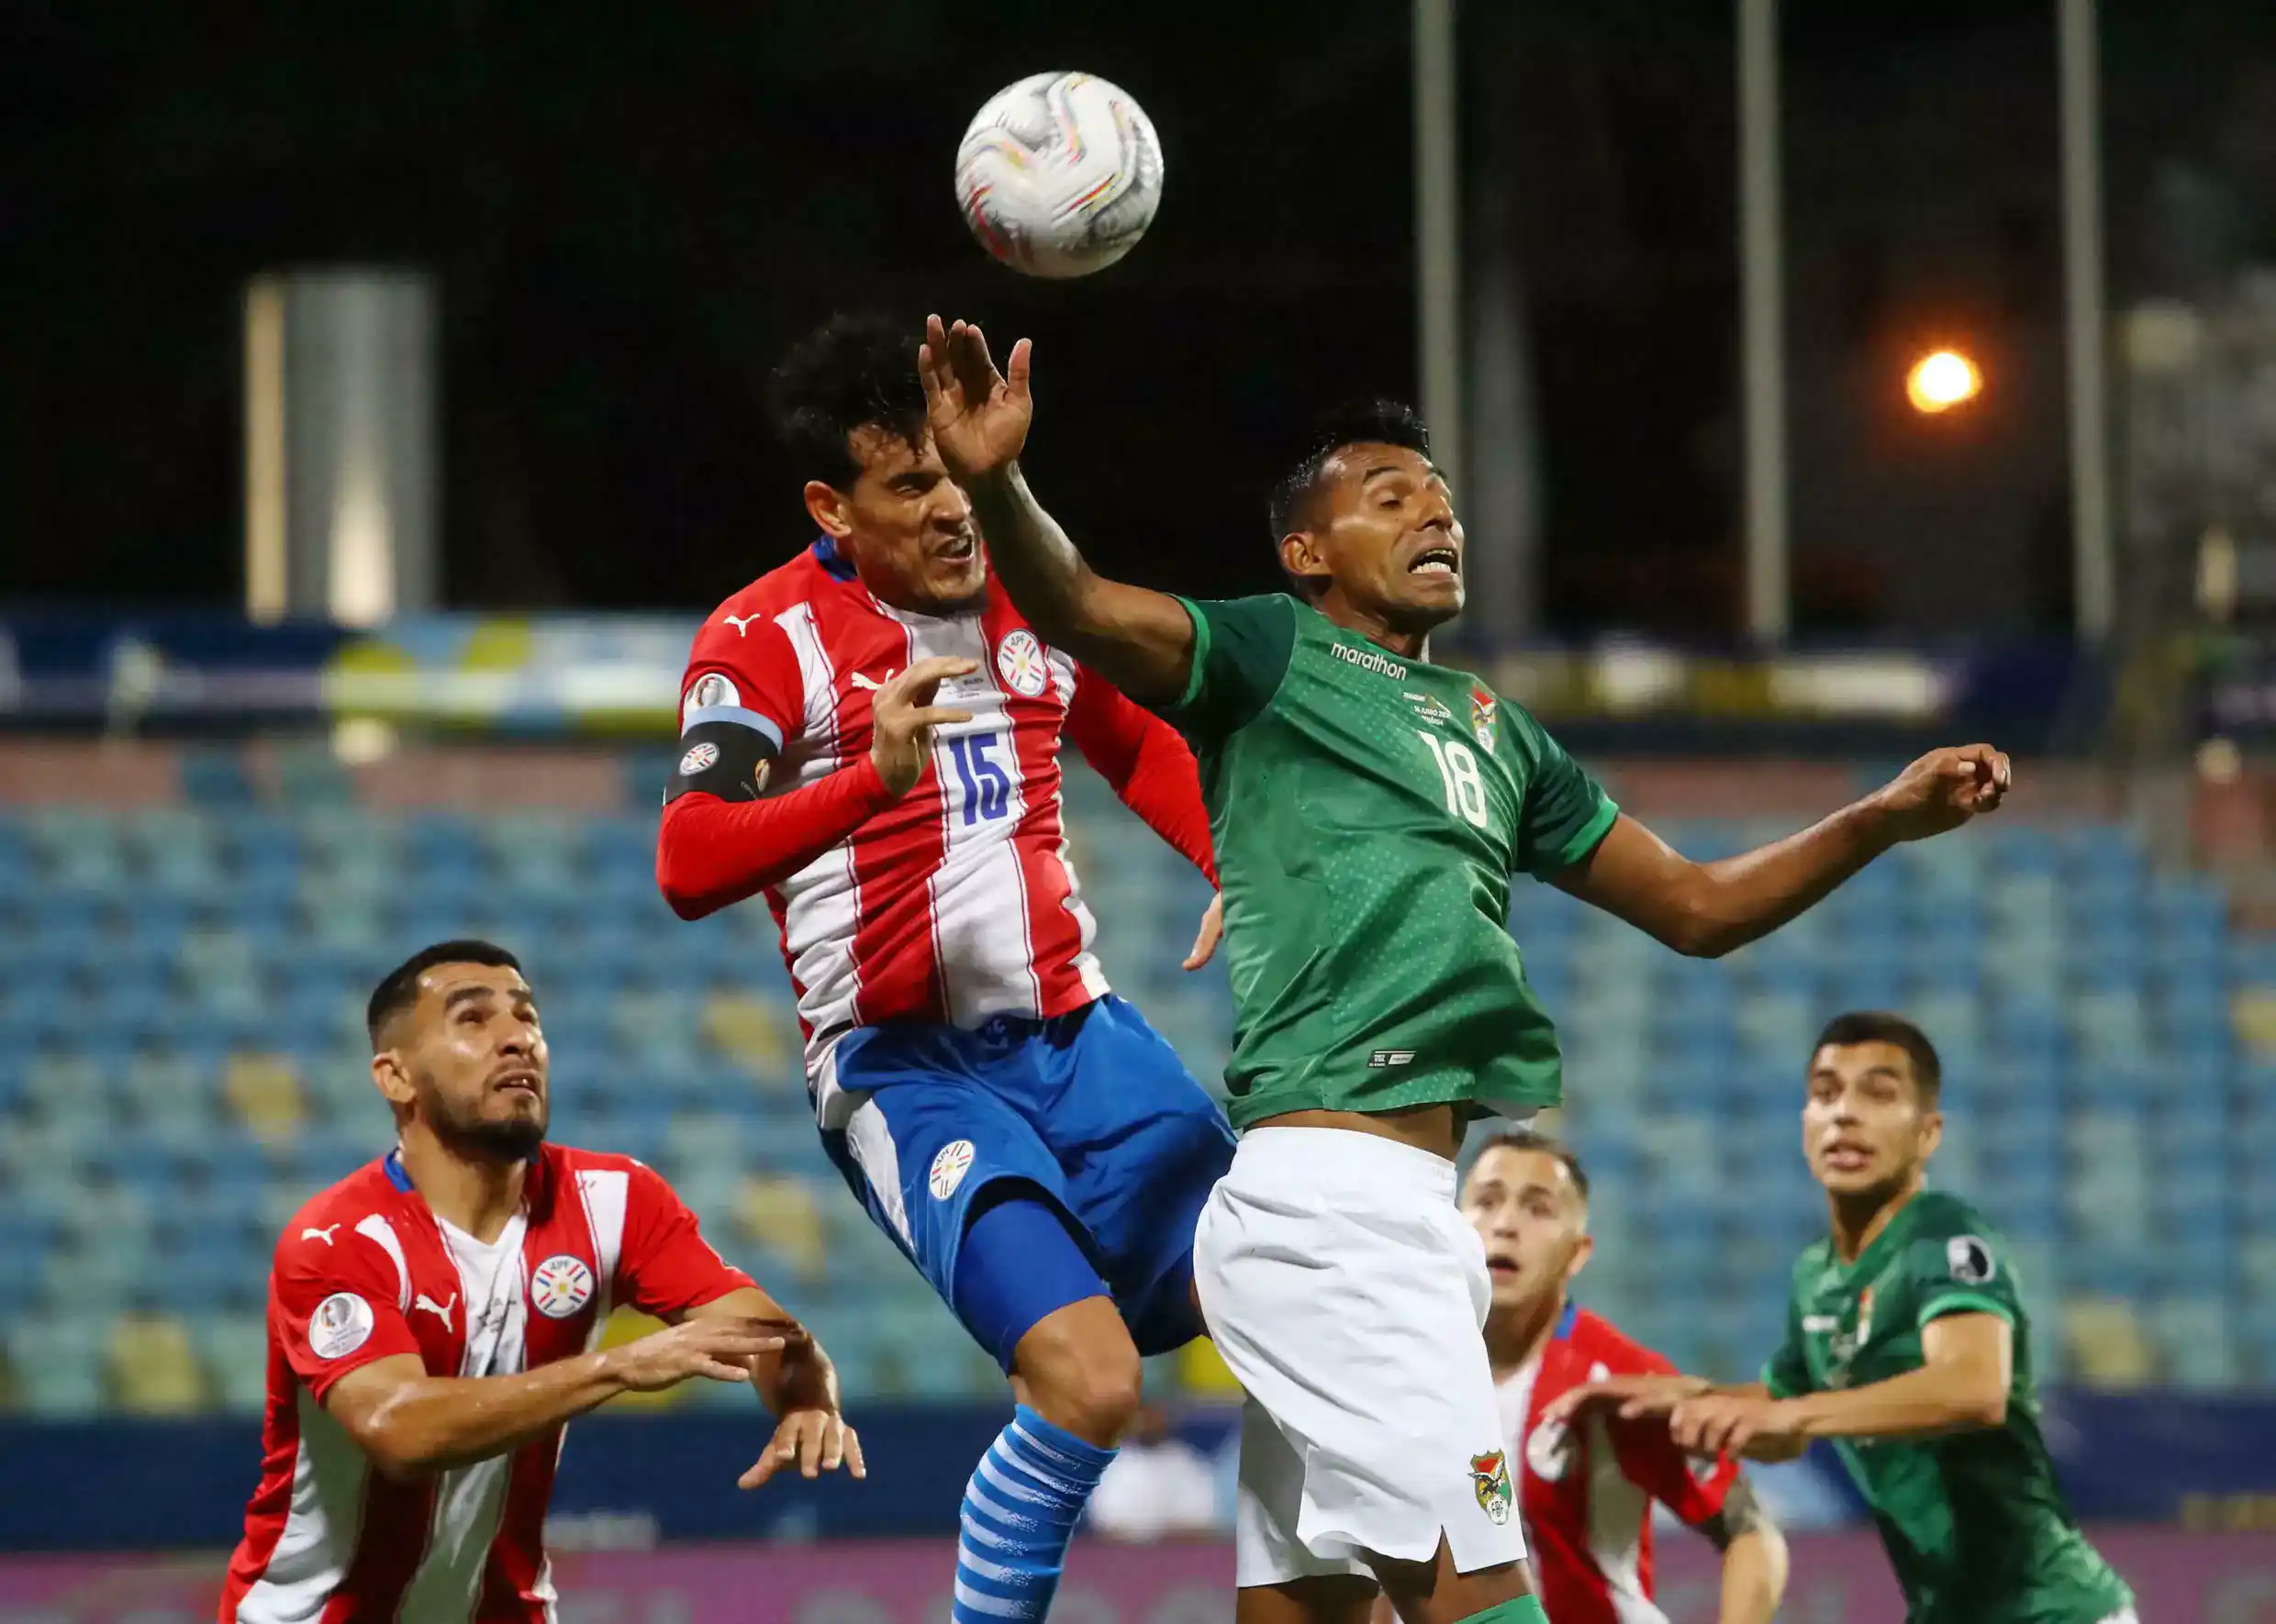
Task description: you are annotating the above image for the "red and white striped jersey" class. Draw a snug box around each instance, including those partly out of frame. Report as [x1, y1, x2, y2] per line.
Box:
[1501, 1305, 1742, 1624]
[218, 1145, 752, 1624]
[661, 540, 1215, 1127]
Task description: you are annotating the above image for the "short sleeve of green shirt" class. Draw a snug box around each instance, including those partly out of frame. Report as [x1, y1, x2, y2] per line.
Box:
[1163, 594, 1300, 742]
[1511, 719, 1618, 878]
[1902, 1227, 2023, 1329]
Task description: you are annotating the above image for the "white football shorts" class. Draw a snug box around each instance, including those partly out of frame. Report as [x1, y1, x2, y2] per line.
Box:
[1194, 1125, 1528, 1587]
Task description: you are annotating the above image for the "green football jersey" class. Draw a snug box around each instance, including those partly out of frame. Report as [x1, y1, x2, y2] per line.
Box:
[1162, 594, 1617, 1131]
[1764, 1190, 2134, 1624]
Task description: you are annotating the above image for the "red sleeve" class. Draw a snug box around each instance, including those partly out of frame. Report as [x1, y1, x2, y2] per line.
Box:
[657, 604, 904, 919]
[1603, 1346, 1741, 1528]
[1064, 662, 1218, 884]
[272, 1224, 423, 1404]
[657, 761, 900, 918]
[679, 611, 807, 746]
[615, 1162, 758, 1319]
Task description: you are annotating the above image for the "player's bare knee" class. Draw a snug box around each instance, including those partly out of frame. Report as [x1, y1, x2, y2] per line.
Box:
[1012, 1298, 1144, 1446]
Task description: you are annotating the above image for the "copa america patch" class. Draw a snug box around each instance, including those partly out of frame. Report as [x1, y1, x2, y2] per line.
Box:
[688, 673, 740, 714]
[530, 1254, 597, 1319]
[1947, 1235, 1996, 1285]
[929, 1140, 976, 1200]
[679, 740, 721, 777]
[997, 629, 1051, 698]
[308, 1292, 375, 1360]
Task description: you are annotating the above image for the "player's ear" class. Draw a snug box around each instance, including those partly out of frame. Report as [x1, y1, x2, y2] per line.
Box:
[370, 1049, 417, 1113]
[1564, 1231, 1595, 1286]
[805, 480, 855, 539]
[1277, 530, 1332, 597]
[1918, 1106, 1945, 1162]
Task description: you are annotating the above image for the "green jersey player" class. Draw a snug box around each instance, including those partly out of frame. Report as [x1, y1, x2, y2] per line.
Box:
[1552, 1012, 2135, 1624]
[916, 315, 2011, 1624]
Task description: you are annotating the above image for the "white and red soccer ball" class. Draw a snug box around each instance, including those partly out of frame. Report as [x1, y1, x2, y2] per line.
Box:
[954, 72, 1164, 279]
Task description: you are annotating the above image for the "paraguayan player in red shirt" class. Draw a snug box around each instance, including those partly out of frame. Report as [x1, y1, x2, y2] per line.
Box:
[654, 317, 1235, 1624]
[1376, 1131, 1787, 1624]
[218, 940, 858, 1623]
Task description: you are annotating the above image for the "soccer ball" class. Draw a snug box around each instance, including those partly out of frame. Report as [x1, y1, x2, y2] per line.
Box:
[954, 72, 1165, 279]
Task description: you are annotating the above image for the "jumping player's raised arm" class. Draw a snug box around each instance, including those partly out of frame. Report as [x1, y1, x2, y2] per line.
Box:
[919, 316, 1199, 706]
[1545, 743, 2014, 958]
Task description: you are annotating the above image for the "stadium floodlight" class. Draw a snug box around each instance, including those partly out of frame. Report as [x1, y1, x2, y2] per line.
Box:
[1906, 350, 1982, 415]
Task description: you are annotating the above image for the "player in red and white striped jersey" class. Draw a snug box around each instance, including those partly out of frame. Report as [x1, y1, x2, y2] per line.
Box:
[219, 940, 857, 1624]
[654, 316, 1235, 1624]
[1395, 1130, 1790, 1624]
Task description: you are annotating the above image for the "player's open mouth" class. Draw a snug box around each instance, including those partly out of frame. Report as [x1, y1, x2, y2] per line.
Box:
[1822, 1140, 1870, 1171]
[1408, 546, 1460, 577]
[492, 1070, 541, 1097]
[1486, 1255, 1520, 1277]
[939, 535, 978, 562]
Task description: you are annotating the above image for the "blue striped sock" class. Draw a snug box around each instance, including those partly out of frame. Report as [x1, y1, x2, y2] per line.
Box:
[954, 1404, 1117, 1623]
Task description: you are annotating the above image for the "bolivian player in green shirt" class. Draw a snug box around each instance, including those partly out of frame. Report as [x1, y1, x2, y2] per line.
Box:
[1555, 1012, 2135, 1624]
[917, 315, 2011, 1624]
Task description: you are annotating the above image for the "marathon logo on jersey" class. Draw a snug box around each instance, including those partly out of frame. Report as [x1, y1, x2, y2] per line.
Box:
[530, 1254, 597, 1319]
[997, 628, 1052, 698]
[1468, 1450, 1514, 1525]
[308, 1292, 375, 1360]
[1368, 1049, 1415, 1068]
[1332, 641, 1408, 680]
[1470, 685, 1498, 752]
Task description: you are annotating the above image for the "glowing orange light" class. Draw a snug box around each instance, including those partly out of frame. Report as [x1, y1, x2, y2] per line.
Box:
[1906, 350, 1981, 414]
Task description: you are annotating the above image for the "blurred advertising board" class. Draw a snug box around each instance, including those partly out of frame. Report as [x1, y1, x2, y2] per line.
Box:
[0, 613, 2100, 751]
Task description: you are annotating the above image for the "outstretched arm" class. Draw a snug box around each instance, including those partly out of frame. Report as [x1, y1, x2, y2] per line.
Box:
[1668, 1314, 2013, 1461]
[920, 316, 1198, 704]
[1553, 744, 2011, 957]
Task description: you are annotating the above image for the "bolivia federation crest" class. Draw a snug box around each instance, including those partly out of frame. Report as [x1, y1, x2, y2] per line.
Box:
[1468, 1449, 1515, 1525]
[1469, 685, 1498, 752]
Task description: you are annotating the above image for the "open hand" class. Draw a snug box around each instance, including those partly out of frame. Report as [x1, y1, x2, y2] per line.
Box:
[1539, 1372, 1710, 1427]
[1872, 744, 2012, 841]
[919, 315, 1033, 483]
[607, 1317, 794, 1393]
[868, 656, 978, 795]
[741, 1407, 865, 1489]
[1183, 894, 1223, 971]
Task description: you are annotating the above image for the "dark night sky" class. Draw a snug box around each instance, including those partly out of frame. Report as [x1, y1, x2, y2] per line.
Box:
[4, 1, 2272, 633]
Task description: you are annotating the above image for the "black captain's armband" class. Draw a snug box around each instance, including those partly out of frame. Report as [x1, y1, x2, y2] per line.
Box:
[1696, 1475, 1774, 1552]
[664, 719, 777, 805]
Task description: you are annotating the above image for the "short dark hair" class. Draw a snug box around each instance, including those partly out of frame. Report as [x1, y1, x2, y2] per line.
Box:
[767, 314, 927, 490]
[1470, 1126, 1590, 1203]
[368, 940, 522, 1046]
[1267, 398, 1434, 544]
[1812, 1010, 1943, 1105]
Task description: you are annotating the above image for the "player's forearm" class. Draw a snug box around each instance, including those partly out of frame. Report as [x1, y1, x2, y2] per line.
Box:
[965, 463, 1105, 643]
[1718, 1526, 1789, 1624]
[1680, 796, 1898, 957]
[685, 1286, 833, 1418]
[354, 1352, 630, 1478]
[657, 762, 898, 918]
[1780, 1362, 2006, 1443]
